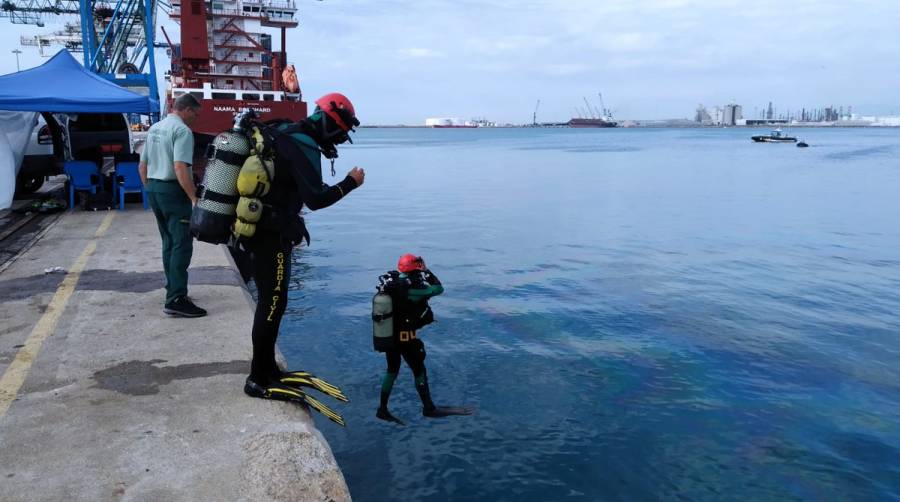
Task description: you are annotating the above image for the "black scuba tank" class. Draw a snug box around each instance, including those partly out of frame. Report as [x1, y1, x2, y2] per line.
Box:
[190, 129, 252, 244]
[372, 291, 395, 352]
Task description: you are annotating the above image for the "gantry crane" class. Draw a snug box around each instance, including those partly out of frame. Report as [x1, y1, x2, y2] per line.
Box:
[1, 0, 161, 113]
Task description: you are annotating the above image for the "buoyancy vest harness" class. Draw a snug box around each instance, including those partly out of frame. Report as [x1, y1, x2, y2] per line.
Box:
[232, 125, 276, 240]
[372, 271, 435, 352]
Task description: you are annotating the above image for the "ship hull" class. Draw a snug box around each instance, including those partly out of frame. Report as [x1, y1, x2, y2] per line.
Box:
[751, 136, 797, 143]
[568, 118, 617, 128]
[192, 99, 308, 137]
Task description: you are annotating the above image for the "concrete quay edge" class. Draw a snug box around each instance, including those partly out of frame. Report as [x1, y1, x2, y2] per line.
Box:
[0, 209, 350, 502]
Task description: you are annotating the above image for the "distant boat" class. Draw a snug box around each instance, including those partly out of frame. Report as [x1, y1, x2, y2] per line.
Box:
[568, 118, 617, 128]
[751, 128, 797, 143]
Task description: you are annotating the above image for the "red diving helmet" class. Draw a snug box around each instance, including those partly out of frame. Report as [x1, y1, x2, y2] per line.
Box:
[314, 92, 360, 132]
[397, 254, 426, 273]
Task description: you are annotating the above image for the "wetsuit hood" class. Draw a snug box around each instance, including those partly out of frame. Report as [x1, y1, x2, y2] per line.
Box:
[298, 110, 354, 160]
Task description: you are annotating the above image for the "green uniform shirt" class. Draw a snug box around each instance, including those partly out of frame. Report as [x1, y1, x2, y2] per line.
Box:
[140, 114, 193, 193]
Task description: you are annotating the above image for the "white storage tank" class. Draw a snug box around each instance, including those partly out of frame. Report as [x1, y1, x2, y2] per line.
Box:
[425, 117, 456, 127]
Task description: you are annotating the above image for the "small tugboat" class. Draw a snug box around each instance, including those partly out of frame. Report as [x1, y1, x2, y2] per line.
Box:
[751, 128, 797, 143]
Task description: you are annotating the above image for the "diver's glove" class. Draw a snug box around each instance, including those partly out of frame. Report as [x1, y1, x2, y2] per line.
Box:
[421, 269, 441, 286]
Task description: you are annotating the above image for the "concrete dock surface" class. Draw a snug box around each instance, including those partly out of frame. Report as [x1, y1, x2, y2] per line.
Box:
[0, 208, 350, 501]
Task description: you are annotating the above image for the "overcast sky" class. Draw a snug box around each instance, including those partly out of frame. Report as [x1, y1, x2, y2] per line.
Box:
[2, 0, 899, 124]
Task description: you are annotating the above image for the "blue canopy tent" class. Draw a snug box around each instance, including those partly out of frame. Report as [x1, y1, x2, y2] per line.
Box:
[0, 49, 159, 113]
[0, 49, 159, 208]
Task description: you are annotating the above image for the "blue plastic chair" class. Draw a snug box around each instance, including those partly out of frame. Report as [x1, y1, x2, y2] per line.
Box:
[63, 161, 101, 211]
[114, 161, 148, 210]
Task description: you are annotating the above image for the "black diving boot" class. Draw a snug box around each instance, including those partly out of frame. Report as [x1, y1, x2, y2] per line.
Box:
[376, 372, 405, 425]
[376, 406, 405, 425]
[416, 374, 475, 418]
[415, 373, 438, 416]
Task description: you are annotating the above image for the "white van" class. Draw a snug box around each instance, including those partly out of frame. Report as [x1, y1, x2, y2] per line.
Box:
[16, 113, 134, 196]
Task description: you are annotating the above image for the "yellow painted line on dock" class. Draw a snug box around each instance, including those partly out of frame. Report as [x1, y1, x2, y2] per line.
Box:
[0, 212, 116, 419]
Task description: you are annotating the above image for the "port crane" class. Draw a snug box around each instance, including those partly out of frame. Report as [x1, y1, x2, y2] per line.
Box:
[598, 92, 611, 119]
[583, 96, 598, 119]
[1, 0, 161, 113]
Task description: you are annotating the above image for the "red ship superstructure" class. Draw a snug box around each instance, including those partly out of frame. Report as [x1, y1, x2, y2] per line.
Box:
[165, 0, 307, 136]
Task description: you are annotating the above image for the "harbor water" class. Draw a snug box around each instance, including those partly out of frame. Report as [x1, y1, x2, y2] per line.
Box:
[271, 127, 900, 501]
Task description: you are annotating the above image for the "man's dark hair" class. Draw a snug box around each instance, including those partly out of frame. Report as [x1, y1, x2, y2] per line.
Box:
[173, 93, 201, 111]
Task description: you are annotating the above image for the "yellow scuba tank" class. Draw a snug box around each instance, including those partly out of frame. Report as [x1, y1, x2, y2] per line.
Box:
[232, 125, 274, 240]
[372, 292, 395, 352]
[190, 130, 252, 244]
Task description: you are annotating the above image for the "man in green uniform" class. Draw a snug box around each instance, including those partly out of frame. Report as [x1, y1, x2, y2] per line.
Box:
[139, 94, 206, 317]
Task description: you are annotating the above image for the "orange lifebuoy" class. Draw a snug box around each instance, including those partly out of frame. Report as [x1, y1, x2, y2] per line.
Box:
[281, 64, 300, 93]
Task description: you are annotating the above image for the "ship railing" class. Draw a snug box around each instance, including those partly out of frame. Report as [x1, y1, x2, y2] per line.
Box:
[207, 3, 293, 14]
[210, 7, 263, 17]
[260, 10, 296, 20]
[209, 6, 295, 20]
[209, 65, 263, 77]
[212, 40, 261, 49]
[262, 0, 295, 10]
[171, 86, 287, 102]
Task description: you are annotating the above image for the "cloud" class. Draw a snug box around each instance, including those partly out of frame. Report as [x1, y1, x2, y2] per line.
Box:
[603, 32, 661, 52]
[293, 0, 900, 121]
[539, 63, 593, 76]
[397, 47, 444, 59]
[464, 36, 555, 55]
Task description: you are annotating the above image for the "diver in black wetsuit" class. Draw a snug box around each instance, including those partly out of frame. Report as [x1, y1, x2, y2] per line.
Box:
[374, 254, 475, 425]
[240, 93, 363, 426]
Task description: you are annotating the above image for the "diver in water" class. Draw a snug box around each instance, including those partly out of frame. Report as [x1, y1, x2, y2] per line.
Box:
[240, 93, 364, 426]
[372, 254, 475, 425]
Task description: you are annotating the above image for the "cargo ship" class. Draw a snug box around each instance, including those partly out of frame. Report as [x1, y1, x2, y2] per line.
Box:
[164, 0, 307, 137]
[568, 117, 617, 128]
[568, 93, 617, 127]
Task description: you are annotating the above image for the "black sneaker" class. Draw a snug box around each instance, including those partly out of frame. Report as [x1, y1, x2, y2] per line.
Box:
[163, 296, 207, 318]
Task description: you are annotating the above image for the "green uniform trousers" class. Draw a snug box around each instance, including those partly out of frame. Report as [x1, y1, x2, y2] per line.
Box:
[147, 180, 193, 304]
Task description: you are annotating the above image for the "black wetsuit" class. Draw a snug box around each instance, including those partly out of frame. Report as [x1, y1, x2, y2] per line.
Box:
[245, 128, 358, 384]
